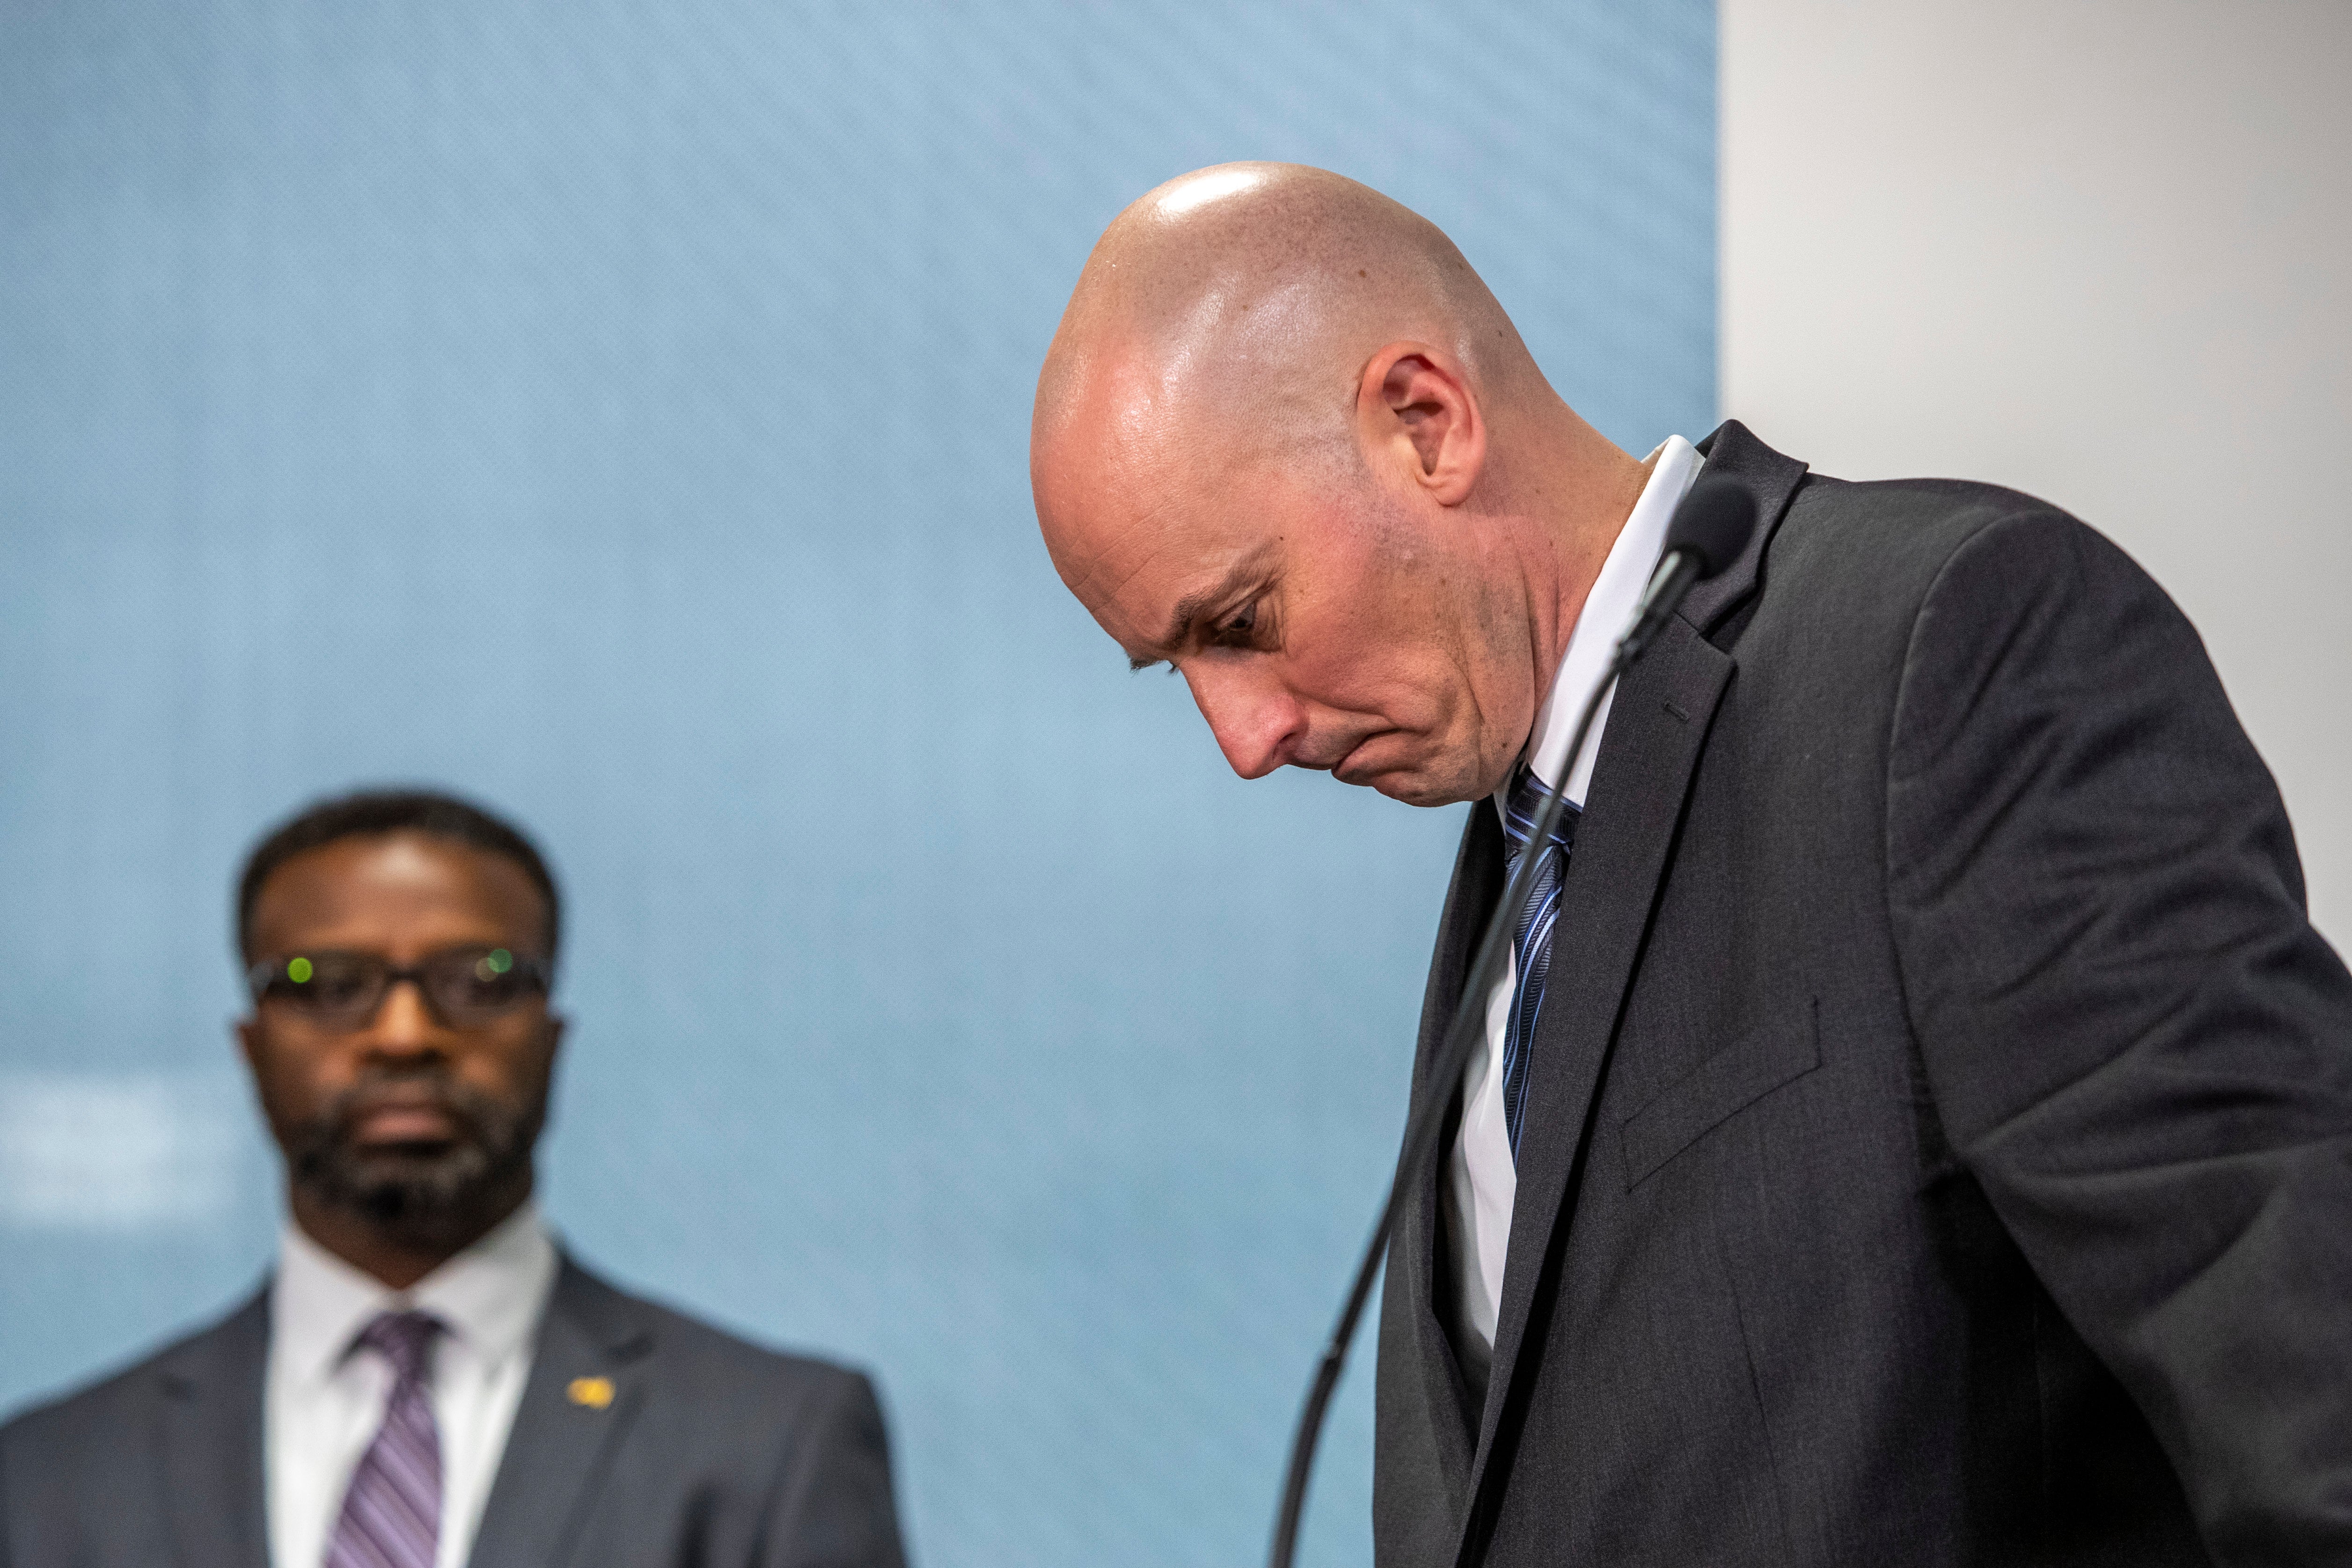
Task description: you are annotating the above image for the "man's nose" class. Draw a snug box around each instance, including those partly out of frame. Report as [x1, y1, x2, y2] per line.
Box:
[1184, 663, 1305, 780]
[365, 979, 446, 1055]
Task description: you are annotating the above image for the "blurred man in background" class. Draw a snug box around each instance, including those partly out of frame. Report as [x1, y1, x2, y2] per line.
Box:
[0, 789, 907, 1568]
[1032, 163, 2352, 1565]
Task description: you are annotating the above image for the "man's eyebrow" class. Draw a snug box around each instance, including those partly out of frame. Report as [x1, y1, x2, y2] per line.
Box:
[1126, 545, 1278, 671]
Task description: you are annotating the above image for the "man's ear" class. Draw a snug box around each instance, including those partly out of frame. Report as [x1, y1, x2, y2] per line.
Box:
[1358, 342, 1487, 506]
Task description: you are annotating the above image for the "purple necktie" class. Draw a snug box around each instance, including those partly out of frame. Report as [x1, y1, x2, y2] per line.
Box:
[324, 1311, 445, 1568]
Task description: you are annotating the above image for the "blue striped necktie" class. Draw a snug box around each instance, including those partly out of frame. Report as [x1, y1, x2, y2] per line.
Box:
[1499, 764, 1579, 1163]
[326, 1310, 445, 1568]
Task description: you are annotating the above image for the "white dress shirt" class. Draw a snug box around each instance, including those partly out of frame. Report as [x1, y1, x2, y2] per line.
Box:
[1445, 435, 1704, 1394]
[266, 1202, 557, 1568]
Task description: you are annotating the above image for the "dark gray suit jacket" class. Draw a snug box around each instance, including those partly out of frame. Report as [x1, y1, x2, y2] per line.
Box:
[1373, 423, 2352, 1567]
[0, 1254, 908, 1568]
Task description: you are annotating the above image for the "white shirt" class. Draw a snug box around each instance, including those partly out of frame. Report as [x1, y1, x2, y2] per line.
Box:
[266, 1203, 557, 1568]
[1445, 435, 1704, 1394]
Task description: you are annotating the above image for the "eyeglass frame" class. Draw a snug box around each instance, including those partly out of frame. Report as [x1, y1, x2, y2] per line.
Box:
[243, 945, 557, 1032]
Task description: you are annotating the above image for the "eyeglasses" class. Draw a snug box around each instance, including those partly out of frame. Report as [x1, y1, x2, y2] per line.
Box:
[245, 946, 553, 1032]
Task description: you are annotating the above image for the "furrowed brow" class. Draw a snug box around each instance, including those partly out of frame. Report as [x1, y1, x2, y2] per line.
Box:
[1126, 545, 1277, 671]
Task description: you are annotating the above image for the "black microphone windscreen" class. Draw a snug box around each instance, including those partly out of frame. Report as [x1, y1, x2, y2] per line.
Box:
[1664, 477, 1757, 581]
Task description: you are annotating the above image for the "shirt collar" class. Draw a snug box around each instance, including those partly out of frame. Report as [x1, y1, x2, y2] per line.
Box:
[271, 1200, 558, 1385]
[1505, 434, 1704, 811]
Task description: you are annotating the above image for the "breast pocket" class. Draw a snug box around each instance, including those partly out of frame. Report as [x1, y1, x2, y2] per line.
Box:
[1620, 999, 1821, 1190]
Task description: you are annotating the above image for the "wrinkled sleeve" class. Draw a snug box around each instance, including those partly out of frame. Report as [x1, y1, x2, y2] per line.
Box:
[1885, 510, 2352, 1563]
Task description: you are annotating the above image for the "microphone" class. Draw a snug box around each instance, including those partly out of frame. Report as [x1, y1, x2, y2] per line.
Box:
[1619, 477, 1761, 665]
[1265, 475, 1758, 1568]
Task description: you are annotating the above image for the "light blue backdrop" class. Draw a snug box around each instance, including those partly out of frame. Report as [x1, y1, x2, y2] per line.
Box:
[0, 4, 1715, 1562]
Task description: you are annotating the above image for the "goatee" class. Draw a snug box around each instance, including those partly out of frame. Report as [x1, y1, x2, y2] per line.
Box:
[282, 1068, 543, 1252]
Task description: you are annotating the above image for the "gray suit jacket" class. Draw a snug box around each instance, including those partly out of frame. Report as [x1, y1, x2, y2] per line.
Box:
[0, 1254, 908, 1568]
[1373, 423, 2352, 1567]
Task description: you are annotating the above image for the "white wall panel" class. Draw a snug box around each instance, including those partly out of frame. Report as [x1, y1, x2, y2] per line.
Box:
[1722, 0, 2352, 935]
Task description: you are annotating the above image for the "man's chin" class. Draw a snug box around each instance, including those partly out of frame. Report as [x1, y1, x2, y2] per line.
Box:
[1327, 732, 1491, 807]
[1358, 762, 1483, 809]
[295, 1135, 503, 1232]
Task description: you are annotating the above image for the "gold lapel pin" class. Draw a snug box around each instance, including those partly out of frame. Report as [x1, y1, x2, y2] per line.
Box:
[567, 1376, 615, 1409]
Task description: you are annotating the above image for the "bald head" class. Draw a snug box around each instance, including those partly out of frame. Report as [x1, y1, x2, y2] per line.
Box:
[1030, 164, 1644, 808]
[1034, 163, 1538, 480]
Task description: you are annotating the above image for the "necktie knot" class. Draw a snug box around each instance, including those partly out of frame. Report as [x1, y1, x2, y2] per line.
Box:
[355, 1310, 443, 1387]
[1502, 765, 1578, 868]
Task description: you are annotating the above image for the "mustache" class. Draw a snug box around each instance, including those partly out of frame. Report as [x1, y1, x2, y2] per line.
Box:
[321, 1068, 494, 1141]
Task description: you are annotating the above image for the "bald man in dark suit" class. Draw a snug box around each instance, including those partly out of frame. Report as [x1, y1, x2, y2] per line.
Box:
[1030, 162, 2352, 1566]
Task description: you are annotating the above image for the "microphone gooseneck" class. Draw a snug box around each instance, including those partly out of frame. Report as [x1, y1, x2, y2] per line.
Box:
[1266, 476, 1757, 1568]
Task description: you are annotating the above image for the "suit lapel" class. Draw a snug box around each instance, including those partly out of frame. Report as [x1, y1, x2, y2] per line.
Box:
[158, 1290, 272, 1568]
[1685, 419, 1810, 634]
[1452, 615, 1736, 1560]
[466, 1256, 654, 1568]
